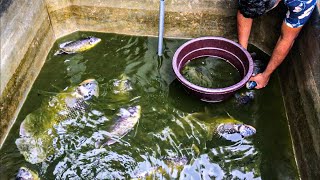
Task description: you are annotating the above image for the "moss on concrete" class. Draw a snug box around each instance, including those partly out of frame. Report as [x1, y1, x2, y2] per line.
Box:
[0, 17, 55, 148]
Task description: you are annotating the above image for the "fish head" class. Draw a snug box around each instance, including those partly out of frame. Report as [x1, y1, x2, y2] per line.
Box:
[119, 106, 141, 118]
[182, 66, 198, 76]
[113, 79, 132, 93]
[217, 123, 238, 134]
[16, 167, 33, 180]
[245, 91, 255, 99]
[164, 156, 188, 166]
[77, 79, 99, 100]
[128, 105, 141, 117]
[238, 124, 256, 137]
[88, 36, 101, 45]
[182, 66, 200, 82]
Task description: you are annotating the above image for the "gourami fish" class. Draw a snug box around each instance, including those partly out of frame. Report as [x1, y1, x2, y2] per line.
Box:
[95, 105, 141, 148]
[15, 79, 99, 164]
[54, 36, 101, 55]
[184, 111, 256, 142]
[181, 66, 212, 88]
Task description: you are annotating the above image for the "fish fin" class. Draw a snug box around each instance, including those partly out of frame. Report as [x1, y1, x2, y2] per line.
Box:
[96, 137, 118, 148]
[233, 139, 244, 147]
[224, 110, 235, 120]
[34, 89, 61, 97]
[54, 50, 65, 56]
[133, 120, 139, 137]
[19, 120, 28, 137]
[59, 41, 73, 48]
[95, 141, 103, 149]
[106, 139, 117, 146]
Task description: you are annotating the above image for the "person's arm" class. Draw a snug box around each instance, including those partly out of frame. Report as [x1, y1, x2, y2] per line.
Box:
[237, 10, 253, 49]
[250, 22, 302, 89]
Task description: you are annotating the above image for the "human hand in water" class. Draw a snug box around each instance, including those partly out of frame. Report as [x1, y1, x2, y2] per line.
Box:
[249, 72, 270, 89]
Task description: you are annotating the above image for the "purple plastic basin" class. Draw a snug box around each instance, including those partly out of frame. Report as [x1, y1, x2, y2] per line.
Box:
[172, 37, 253, 102]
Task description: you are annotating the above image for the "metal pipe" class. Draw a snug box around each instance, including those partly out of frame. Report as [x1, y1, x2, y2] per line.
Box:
[158, 0, 165, 56]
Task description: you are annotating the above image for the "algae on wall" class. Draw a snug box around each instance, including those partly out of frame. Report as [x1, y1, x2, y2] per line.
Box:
[0, 0, 56, 148]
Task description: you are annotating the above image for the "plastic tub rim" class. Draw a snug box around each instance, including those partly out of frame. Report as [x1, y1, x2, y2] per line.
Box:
[172, 36, 254, 94]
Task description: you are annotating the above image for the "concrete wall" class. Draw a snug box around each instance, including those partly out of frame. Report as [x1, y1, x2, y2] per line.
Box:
[46, 0, 238, 39]
[0, 0, 56, 147]
[0, 0, 319, 179]
[279, 8, 320, 179]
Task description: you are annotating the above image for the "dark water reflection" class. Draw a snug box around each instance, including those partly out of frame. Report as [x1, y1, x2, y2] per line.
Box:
[0, 32, 298, 179]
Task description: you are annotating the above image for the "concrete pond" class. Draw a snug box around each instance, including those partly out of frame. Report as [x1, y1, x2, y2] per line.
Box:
[0, 0, 319, 179]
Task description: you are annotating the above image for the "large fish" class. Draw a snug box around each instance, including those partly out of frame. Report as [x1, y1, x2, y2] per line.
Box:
[216, 122, 256, 138]
[15, 79, 99, 164]
[184, 111, 256, 142]
[95, 105, 141, 148]
[54, 36, 101, 55]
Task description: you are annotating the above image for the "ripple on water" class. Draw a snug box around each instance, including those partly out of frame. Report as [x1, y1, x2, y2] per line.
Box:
[0, 32, 298, 179]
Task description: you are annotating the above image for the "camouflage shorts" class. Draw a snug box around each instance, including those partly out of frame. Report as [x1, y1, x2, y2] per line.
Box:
[284, 0, 318, 28]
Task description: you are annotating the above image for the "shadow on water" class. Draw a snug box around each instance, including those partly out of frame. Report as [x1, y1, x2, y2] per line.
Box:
[168, 79, 208, 113]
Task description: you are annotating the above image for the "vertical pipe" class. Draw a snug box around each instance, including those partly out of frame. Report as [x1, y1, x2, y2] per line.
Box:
[158, 0, 165, 56]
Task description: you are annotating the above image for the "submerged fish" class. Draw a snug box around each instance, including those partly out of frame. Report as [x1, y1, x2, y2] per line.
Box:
[16, 167, 39, 180]
[16, 79, 99, 164]
[95, 105, 141, 148]
[113, 74, 133, 94]
[234, 90, 255, 105]
[217, 123, 256, 138]
[185, 111, 256, 142]
[181, 66, 212, 88]
[133, 156, 188, 179]
[54, 36, 101, 55]
[108, 74, 133, 102]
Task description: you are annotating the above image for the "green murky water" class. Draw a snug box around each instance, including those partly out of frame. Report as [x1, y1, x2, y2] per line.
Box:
[181, 57, 241, 88]
[0, 32, 299, 179]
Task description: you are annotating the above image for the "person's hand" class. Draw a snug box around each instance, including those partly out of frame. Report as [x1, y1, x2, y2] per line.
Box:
[249, 72, 270, 89]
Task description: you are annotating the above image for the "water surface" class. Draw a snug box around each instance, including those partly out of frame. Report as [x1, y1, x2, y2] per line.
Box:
[181, 57, 241, 88]
[0, 32, 298, 179]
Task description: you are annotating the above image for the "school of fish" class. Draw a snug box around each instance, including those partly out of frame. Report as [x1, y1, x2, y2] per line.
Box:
[15, 37, 258, 179]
